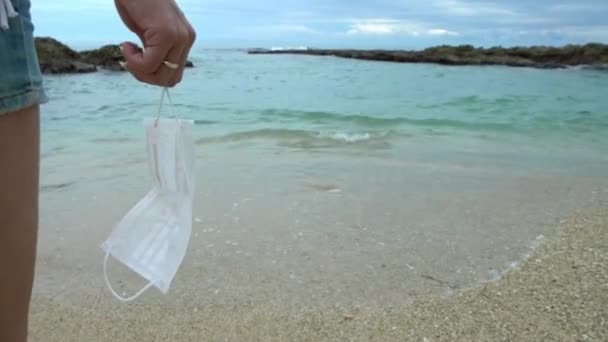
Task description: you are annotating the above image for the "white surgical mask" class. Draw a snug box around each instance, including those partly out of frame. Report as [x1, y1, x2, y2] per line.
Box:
[101, 88, 195, 302]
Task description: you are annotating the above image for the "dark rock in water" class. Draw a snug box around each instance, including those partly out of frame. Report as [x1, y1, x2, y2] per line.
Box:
[35, 37, 97, 74]
[39, 61, 97, 74]
[75, 42, 195, 71]
[35, 37, 195, 74]
[72, 61, 98, 73]
[81, 44, 123, 71]
[35, 37, 79, 61]
[580, 64, 608, 71]
[248, 43, 608, 70]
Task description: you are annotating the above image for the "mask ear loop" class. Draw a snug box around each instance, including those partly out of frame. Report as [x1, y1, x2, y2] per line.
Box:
[152, 87, 180, 190]
[156, 87, 190, 193]
[154, 87, 178, 127]
[103, 249, 156, 302]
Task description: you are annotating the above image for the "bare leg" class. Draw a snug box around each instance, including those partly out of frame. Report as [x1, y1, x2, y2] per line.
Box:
[0, 105, 40, 342]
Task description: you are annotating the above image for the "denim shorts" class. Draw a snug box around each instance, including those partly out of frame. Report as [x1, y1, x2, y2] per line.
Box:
[0, 0, 48, 116]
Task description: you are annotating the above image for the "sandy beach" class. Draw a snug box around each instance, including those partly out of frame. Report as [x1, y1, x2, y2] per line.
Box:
[30, 139, 608, 341]
[29, 202, 607, 341]
[29, 50, 608, 341]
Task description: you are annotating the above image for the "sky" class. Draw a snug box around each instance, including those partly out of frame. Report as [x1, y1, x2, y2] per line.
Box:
[32, 0, 608, 49]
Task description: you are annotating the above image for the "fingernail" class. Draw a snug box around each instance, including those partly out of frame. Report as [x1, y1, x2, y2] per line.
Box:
[119, 61, 127, 69]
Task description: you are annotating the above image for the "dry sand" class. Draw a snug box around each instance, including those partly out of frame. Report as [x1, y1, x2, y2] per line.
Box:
[29, 205, 607, 341]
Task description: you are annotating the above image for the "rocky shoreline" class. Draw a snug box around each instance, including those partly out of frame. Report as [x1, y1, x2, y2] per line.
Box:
[35, 37, 193, 74]
[35, 37, 608, 73]
[248, 44, 608, 70]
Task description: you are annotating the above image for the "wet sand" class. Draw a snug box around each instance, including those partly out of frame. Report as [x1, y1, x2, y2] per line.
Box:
[31, 139, 608, 341]
[29, 203, 607, 341]
[32, 49, 608, 341]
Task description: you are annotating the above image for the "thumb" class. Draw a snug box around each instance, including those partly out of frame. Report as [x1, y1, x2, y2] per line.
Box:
[121, 41, 168, 74]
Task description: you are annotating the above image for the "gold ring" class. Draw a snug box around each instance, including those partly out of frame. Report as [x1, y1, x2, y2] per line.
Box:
[163, 61, 179, 69]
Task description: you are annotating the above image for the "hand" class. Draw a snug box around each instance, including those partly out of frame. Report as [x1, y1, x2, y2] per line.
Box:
[114, 0, 196, 87]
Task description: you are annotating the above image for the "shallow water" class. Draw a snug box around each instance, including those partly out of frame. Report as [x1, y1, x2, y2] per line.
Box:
[36, 50, 608, 308]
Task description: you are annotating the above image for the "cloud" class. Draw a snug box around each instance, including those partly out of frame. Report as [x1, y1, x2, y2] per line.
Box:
[546, 25, 608, 41]
[269, 25, 318, 34]
[346, 19, 458, 38]
[346, 19, 423, 36]
[347, 20, 400, 35]
[31, 0, 608, 48]
[427, 28, 459, 36]
[549, 3, 608, 13]
[433, 0, 516, 17]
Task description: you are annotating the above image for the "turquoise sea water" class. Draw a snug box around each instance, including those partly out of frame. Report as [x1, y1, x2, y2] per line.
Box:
[42, 50, 608, 157]
[36, 50, 608, 306]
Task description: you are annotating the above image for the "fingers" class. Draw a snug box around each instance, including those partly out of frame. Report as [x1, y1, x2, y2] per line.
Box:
[121, 38, 172, 74]
[125, 49, 181, 87]
[156, 44, 185, 88]
[121, 41, 182, 88]
[169, 24, 196, 85]
[117, 0, 196, 88]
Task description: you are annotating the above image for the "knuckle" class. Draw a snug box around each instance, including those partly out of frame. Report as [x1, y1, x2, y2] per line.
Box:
[177, 35, 188, 47]
[177, 27, 190, 45]
[160, 28, 179, 42]
[188, 27, 197, 45]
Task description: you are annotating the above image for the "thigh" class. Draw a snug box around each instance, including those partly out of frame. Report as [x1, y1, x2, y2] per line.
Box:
[0, 105, 40, 342]
[0, 105, 39, 235]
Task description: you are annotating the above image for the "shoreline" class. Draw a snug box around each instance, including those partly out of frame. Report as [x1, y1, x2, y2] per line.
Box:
[29, 203, 608, 341]
[248, 44, 608, 70]
[35, 37, 608, 73]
